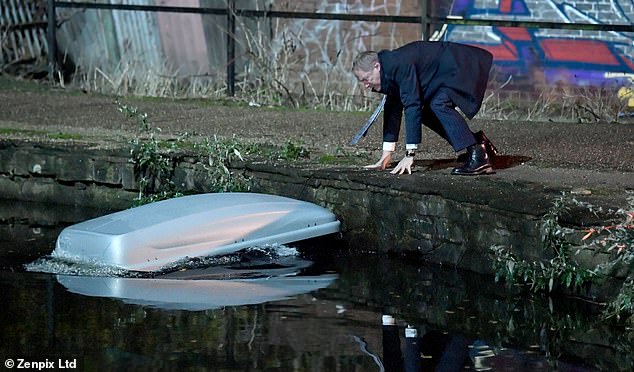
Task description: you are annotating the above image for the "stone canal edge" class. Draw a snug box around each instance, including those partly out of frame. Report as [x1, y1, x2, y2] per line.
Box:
[1, 137, 631, 298]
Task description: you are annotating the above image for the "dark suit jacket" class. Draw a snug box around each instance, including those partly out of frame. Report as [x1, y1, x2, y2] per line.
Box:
[377, 41, 493, 145]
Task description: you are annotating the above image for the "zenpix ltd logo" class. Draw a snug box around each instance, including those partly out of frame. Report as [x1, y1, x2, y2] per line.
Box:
[4, 358, 77, 370]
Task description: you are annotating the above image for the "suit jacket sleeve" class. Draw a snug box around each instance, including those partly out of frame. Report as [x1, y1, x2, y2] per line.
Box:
[395, 64, 424, 145]
[382, 65, 424, 145]
[382, 94, 403, 143]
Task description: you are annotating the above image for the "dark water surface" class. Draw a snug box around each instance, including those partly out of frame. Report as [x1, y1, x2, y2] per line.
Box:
[1, 200, 632, 371]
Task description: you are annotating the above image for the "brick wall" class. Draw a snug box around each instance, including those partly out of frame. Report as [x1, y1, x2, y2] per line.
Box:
[266, 0, 633, 93]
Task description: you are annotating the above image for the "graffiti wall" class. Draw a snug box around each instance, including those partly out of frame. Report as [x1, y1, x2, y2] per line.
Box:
[444, 0, 634, 90]
[271, 0, 633, 94]
[44, 0, 633, 103]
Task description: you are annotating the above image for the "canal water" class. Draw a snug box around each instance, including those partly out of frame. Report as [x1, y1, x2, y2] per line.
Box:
[0, 200, 631, 371]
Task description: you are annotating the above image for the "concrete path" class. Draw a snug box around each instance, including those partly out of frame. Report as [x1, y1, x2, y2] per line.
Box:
[1, 80, 633, 217]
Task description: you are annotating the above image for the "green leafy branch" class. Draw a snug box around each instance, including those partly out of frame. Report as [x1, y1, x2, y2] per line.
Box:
[118, 102, 252, 205]
[194, 135, 252, 193]
[491, 194, 595, 293]
[491, 192, 634, 326]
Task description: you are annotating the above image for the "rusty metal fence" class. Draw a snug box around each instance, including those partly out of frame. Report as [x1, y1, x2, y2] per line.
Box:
[2, 1, 633, 95]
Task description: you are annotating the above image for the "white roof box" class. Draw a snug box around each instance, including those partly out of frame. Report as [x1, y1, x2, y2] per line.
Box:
[53, 193, 340, 272]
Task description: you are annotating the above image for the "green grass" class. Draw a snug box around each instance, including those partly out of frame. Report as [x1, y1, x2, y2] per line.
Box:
[0, 75, 92, 98]
[0, 127, 84, 140]
[0, 76, 50, 93]
[0, 127, 48, 136]
[47, 132, 84, 140]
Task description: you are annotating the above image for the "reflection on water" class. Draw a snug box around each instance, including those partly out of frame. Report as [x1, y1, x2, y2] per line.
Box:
[1, 200, 633, 371]
[54, 255, 338, 311]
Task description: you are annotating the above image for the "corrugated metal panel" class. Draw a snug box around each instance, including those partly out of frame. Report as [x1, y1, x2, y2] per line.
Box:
[111, 0, 163, 68]
[155, 0, 210, 75]
[56, 0, 164, 73]
[52, 0, 227, 77]
[0, 0, 48, 66]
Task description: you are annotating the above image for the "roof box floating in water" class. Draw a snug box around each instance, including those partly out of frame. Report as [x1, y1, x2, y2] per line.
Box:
[53, 193, 341, 272]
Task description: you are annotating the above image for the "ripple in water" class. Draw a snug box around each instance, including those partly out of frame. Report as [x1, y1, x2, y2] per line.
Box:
[25, 244, 299, 277]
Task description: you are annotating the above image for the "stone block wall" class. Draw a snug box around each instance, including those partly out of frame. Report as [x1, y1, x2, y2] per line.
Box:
[0, 141, 138, 210]
[244, 162, 548, 274]
[0, 138, 616, 278]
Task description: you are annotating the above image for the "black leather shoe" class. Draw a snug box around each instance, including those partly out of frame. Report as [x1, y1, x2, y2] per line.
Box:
[451, 143, 495, 175]
[474, 130, 498, 157]
[457, 131, 498, 163]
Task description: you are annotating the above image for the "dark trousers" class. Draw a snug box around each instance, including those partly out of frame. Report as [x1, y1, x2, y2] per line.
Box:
[423, 88, 477, 152]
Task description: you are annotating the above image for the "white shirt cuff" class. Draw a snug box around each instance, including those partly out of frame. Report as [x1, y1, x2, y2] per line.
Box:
[382, 142, 396, 151]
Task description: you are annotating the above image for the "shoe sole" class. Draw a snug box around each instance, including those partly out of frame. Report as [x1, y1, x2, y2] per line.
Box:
[451, 165, 496, 176]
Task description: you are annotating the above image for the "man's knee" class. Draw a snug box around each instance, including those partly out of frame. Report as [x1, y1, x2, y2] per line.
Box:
[429, 91, 456, 114]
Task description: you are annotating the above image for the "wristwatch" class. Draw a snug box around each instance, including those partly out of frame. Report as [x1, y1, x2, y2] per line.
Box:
[405, 150, 416, 158]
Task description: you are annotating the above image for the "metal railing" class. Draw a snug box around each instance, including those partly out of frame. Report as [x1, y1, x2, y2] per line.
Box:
[46, 0, 634, 95]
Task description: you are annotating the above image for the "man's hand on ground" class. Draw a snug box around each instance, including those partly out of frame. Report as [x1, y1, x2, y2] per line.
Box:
[363, 150, 392, 170]
[391, 156, 414, 175]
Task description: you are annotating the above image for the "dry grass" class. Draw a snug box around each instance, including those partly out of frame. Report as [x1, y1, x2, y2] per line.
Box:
[71, 56, 224, 99]
[232, 11, 378, 111]
[59, 52, 634, 124]
[480, 83, 632, 124]
[25, 12, 630, 124]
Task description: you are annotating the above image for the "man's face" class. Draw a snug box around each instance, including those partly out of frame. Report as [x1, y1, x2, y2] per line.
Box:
[354, 62, 381, 91]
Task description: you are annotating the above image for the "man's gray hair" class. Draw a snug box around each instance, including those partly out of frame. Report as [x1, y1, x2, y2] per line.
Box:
[352, 51, 378, 73]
